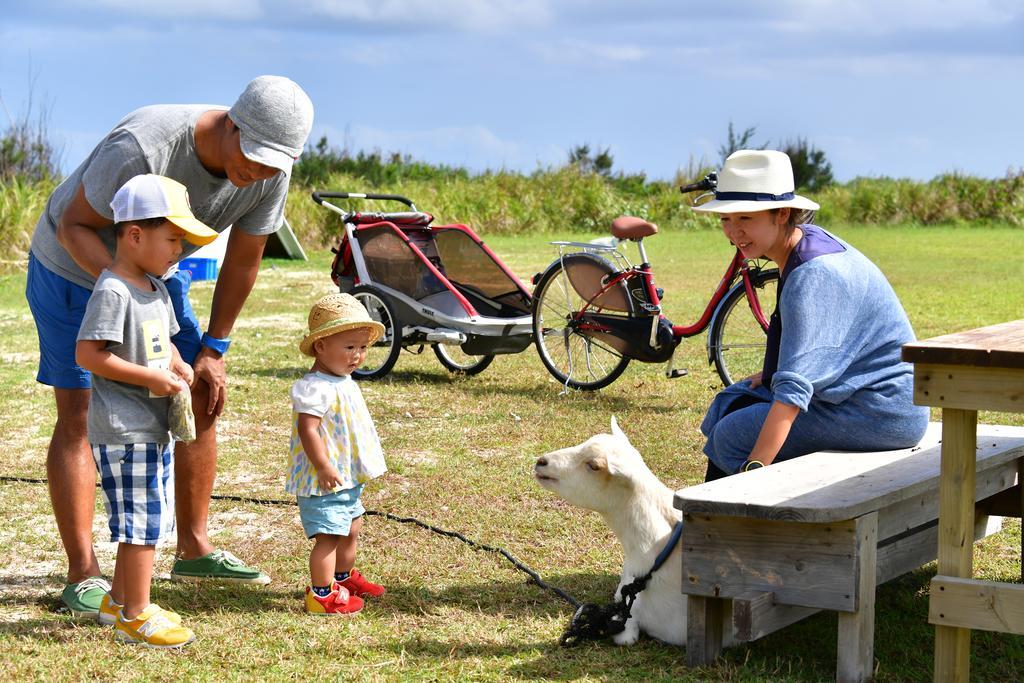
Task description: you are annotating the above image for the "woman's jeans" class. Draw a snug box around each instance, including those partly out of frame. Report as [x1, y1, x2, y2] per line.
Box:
[701, 380, 929, 476]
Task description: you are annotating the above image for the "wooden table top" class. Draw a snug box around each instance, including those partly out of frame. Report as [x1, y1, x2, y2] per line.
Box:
[902, 319, 1024, 368]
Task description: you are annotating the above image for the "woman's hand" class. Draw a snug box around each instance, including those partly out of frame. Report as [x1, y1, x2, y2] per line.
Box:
[746, 371, 764, 388]
[316, 464, 343, 493]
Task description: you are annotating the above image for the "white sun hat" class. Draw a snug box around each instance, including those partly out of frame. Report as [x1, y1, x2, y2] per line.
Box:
[692, 149, 820, 214]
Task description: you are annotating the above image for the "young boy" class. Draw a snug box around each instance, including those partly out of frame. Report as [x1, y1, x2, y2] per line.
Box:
[75, 173, 218, 648]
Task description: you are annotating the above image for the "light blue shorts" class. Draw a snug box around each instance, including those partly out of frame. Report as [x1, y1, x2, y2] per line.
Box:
[297, 484, 365, 538]
[93, 442, 175, 545]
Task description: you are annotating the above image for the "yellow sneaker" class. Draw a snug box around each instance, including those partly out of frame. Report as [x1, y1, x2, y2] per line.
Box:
[115, 604, 194, 649]
[99, 594, 181, 627]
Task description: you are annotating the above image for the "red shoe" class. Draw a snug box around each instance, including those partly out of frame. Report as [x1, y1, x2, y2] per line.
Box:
[335, 569, 386, 598]
[305, 585, 364, 615]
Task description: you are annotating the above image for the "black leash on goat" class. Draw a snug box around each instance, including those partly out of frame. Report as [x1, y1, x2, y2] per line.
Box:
[1, 475, 679, 646]
[558, 521, 683, 647]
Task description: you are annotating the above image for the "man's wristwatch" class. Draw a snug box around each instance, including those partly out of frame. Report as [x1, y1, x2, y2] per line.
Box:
[200, 332, 231, 356]
[741, 459, 765, 472]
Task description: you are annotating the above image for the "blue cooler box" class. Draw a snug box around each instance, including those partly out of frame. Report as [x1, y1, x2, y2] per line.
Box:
[178, 257, 218, 281]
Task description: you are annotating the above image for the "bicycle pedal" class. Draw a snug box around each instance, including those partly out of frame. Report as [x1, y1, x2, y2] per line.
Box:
[666, 368, 688, 379]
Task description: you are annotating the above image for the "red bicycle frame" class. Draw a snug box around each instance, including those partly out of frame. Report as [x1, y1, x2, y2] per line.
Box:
[572, 247, 772, 337]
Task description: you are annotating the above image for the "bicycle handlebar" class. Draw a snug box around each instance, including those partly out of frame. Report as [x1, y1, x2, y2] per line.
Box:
[311, 191, 416, 210]
[679, 172, 718, 195]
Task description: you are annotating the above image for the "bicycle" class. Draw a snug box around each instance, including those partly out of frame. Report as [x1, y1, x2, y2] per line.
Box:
[531, 172, 780, 390]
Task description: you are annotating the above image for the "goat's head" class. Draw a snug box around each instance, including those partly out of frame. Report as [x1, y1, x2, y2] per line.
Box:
[534, 417, 651, 513]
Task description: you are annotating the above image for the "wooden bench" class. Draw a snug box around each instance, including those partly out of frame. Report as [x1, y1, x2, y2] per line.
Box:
[673, 422, 1024, 683]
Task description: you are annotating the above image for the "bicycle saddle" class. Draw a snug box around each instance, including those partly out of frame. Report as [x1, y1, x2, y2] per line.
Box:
[610, 216, 658, 240]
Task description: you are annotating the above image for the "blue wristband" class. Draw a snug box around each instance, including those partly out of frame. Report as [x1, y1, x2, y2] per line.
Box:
[201, 332, 231, 355]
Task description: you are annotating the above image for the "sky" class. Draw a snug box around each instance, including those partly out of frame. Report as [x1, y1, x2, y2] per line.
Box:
[1, 0, 1022, 183]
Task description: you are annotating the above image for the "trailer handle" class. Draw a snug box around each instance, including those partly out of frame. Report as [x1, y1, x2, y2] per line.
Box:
[311, 191, 417, 211]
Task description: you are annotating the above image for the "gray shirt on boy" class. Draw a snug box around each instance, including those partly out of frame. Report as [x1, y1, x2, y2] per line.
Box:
[29, 104, 288, 290]
[77, 270, 181, 444]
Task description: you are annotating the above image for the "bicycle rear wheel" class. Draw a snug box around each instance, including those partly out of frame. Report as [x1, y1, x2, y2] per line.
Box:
[708, 268, 779, 386]
[532, 260, 630, 391]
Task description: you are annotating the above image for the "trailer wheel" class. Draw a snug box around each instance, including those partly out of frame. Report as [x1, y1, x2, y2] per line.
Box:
[433, 344, 494, 376]
[350, 285, 402, 380]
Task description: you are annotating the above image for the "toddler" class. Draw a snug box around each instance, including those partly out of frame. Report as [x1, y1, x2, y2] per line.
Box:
[289, 293, 388, 614]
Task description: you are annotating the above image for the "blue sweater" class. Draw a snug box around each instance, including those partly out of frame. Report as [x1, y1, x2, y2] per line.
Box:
[769, 227, 917, 411]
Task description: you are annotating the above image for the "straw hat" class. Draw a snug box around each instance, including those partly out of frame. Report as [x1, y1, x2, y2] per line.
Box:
[299, 293, 385, 356]
[692, 150, 820, 214]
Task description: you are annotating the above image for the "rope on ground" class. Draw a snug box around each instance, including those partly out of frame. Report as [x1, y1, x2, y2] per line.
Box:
[2, 475, 652, 644]
[0, 475, 582, 612]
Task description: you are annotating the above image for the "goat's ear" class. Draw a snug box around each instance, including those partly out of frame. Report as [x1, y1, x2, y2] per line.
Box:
[604, 454, 627, 478]
[589, 454, 626, 479]
[610, 415, 631, 445]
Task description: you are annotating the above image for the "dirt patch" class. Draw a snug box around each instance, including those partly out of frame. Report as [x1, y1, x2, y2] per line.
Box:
[1, 352, 39, 363]
[232, 314, 302, 331]
[400, 451, 438, 467]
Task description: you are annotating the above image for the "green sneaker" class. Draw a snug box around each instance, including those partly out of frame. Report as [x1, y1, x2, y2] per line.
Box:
[170, 550, 270, 585]
[61, 576, 111, 619]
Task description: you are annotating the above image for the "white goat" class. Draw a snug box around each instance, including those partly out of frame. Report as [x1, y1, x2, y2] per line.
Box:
[534, 417, 686, 646]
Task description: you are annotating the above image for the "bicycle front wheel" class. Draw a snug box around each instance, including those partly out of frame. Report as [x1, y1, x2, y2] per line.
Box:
[532, 260, 630, 391]
[708, 269, 779, 386]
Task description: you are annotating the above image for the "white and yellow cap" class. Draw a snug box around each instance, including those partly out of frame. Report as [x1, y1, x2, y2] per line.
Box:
[111, 174, 219, 246]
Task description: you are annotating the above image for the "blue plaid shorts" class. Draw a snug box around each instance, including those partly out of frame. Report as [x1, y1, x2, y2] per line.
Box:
[92, 442, 176, 545]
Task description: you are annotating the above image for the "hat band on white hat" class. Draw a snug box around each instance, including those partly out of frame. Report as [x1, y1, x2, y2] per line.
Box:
[714, 191, 795, 202]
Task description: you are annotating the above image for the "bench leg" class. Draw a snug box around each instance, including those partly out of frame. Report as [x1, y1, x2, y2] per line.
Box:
[836, 512, 878, 683]
[1011, 458, 1019, 581]
[687, 595, 727, 667]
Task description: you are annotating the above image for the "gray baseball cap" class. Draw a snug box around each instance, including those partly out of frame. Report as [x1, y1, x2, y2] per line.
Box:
[228, 75, 314, 175]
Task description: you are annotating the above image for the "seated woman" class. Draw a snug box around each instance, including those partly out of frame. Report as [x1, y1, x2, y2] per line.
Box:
[696, 150, 929, 479]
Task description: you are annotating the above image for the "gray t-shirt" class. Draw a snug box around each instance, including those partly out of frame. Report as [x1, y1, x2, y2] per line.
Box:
[77, 269, 182, 444]
[30, 104, 289, 289]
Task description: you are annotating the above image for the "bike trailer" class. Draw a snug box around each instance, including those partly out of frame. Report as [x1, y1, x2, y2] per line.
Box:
[313, 191, 533, 379]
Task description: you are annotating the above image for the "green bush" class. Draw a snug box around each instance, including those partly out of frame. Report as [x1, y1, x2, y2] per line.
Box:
[0, 175, 55, 269]
[2, 152, 1021, 272]
[813, 171, 1024, 228]
[285, 165, 721, 250]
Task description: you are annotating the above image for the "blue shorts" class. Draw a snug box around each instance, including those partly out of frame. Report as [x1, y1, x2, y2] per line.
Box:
[93, 442, 176, 545]
[297, 485, 365, 538]
[25, 254, 202, 388]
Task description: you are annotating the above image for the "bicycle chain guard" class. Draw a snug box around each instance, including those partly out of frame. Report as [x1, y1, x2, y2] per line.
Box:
[577, 312, 678, 363]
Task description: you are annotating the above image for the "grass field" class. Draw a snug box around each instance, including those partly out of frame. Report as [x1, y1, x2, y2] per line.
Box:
[1, 224, 1023, 681]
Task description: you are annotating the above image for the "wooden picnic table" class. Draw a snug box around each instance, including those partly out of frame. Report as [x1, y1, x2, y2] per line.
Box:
[902, 319, 1024, 683]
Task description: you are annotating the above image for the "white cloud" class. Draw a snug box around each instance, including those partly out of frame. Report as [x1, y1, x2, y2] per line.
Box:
[315, 122, 563, 171]
[773, 0, 1018, 34]
[92, 0, 264, 19]
[308, 0, 553, 32]
[532, 39, 650, 65]
[705, 51, 1024, 80]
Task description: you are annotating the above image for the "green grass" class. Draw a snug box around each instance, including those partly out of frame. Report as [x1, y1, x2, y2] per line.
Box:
[1, 225, 1023, 681]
